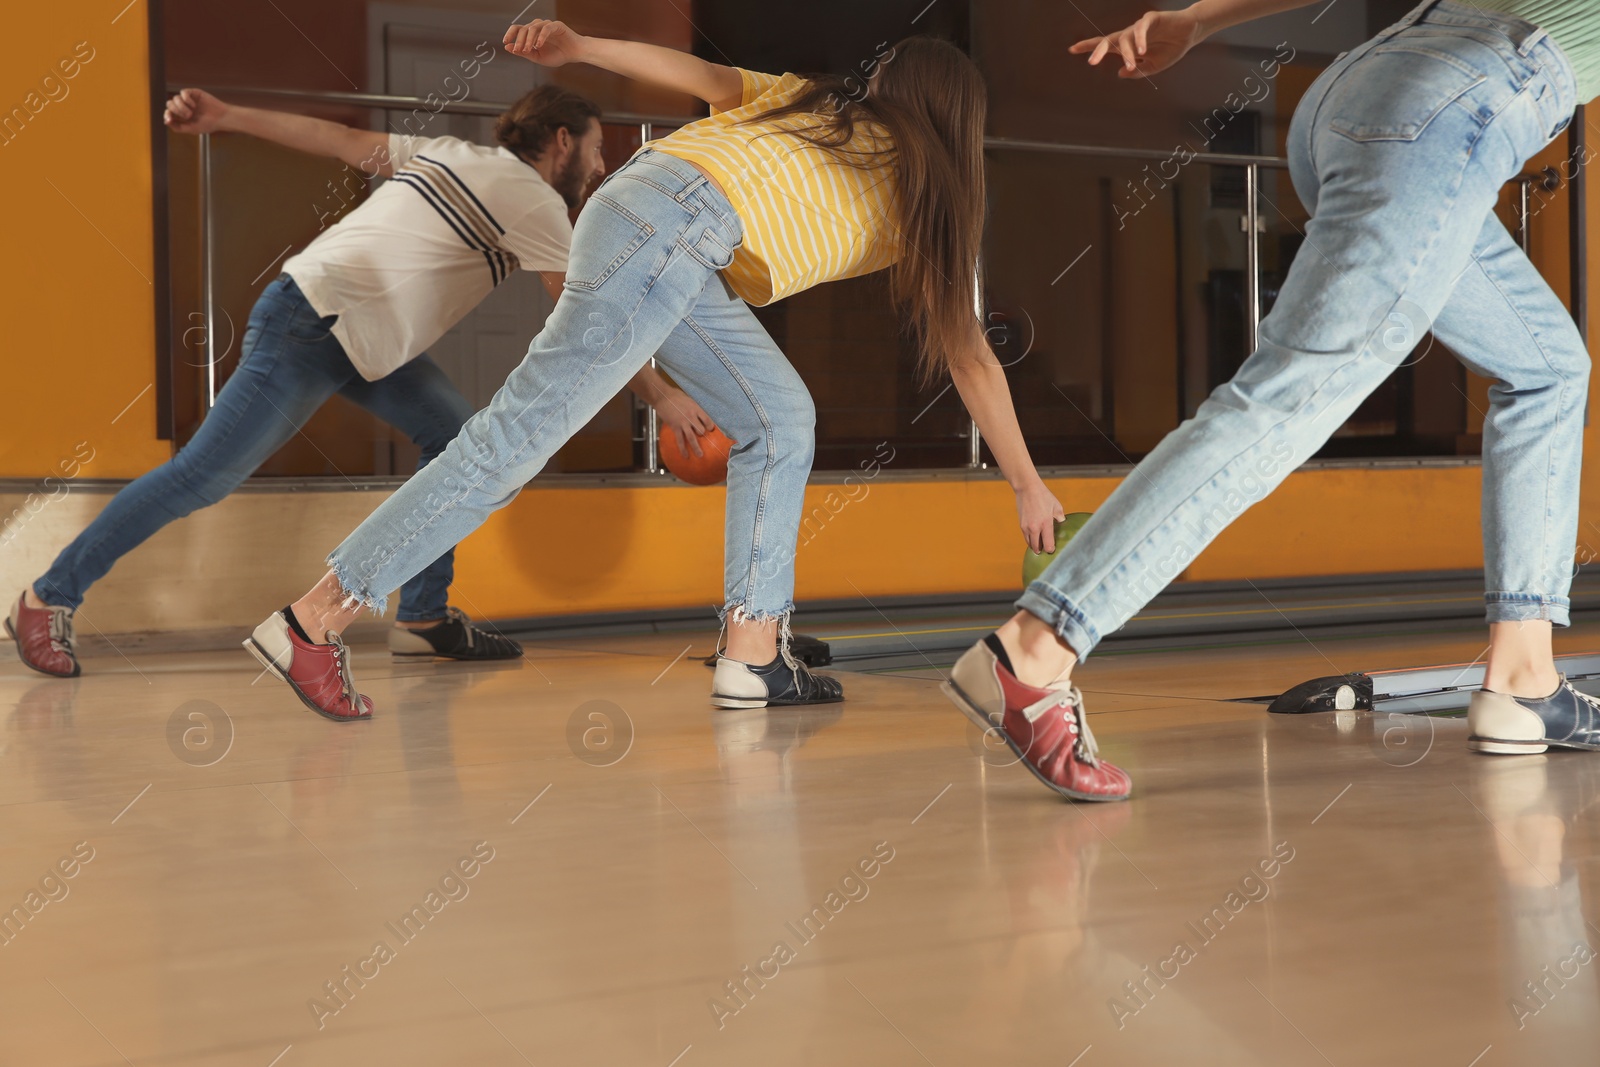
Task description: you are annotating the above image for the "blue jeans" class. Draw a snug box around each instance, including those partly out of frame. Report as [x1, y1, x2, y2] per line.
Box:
[325, 151, 816, 623]
[36, 275, 476, 622]
[1021, 0, 1586, 658]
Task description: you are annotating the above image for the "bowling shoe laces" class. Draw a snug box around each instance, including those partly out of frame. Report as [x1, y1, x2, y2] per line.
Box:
[1469, 676, 1600, 754]
[388, 607, 523, 661]
[944, 635, 1132, 802]
[711, 653, 845, 709]
[6, 592, 80, 678]
[246, 609, 373, 722]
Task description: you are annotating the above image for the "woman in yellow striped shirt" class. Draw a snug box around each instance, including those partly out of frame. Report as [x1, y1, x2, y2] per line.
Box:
[248, 21, 1065, 720]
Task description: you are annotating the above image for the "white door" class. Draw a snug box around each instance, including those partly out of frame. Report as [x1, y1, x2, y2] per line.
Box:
[369, 3, 557, 410]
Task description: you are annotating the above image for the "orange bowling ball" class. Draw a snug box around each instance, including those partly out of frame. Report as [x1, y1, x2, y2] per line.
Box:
[660, 426, 734, 485]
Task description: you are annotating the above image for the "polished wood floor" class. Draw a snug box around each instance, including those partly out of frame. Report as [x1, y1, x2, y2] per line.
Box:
[4, 624, 1600, 1066]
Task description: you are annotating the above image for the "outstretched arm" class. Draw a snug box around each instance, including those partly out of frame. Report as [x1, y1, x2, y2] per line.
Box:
[948, 326, 1066, 554]
[1070, 0, 1319, 77]
[503, 20, 743, 111]
[165, 89, 395, 176]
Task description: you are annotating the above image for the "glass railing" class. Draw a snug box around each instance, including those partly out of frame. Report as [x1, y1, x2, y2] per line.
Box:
[164, 85, 1570, 480]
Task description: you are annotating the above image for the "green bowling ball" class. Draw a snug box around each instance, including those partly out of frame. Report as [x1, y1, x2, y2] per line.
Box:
[1022, 512, 1093, 587]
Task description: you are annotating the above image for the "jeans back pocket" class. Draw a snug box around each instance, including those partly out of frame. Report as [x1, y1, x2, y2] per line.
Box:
[680, 226, 736, 272]
[284, 304, 339, 347]
[1326, 45, 1486, 143]
[565, 191, 656, 292]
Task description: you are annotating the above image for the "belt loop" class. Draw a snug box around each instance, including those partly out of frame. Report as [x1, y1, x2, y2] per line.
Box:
[647, 151, 698, 201]
[1397, 0, 1445, 31]
[675, 171, 708, 205]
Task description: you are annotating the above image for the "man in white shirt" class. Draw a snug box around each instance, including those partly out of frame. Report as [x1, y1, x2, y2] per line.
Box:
[7, 85, 713, 677]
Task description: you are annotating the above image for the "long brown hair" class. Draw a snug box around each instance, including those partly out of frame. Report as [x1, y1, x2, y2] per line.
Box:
[742, 37, 987, 381]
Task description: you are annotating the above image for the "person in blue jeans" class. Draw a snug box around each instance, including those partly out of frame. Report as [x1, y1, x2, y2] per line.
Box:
[946, 0, 1600, 801]
[6, 84, 716, 678]
[247, 25, 1069, 722]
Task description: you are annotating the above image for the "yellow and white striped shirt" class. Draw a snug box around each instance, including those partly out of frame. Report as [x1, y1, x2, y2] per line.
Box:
[652, 68, 901, 306]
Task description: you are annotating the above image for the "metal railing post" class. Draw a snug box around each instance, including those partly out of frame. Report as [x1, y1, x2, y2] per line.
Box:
[639, 121, 662, 475]
[1571, 104, 1589, 345]
[200, 131, 218, 409]
[1513, 168, 1561, 254]
[968, 259, 984, 468]
[1243, 162, 1261, 358]
[1518, 177, 1533, 252]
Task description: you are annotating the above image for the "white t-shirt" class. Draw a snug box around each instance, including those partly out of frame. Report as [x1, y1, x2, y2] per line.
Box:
[283, 134, 572, 381]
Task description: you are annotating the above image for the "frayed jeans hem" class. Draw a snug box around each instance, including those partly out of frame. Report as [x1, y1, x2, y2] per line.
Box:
[718, 601, 796, 626]
[326, 556, 389, 617]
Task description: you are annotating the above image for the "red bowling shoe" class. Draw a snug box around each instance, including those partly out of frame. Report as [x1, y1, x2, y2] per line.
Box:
[6, 591, 79, 678]
[944, 634, 1131, 802]
[246, 609, 373, 722]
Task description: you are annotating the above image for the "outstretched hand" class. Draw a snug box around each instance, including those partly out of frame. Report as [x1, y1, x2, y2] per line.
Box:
[503, 20, 587, 67]
[1016, 482, 1067, 555]
[164, 88, 229, 135]
[1068, 9, 1204, 78]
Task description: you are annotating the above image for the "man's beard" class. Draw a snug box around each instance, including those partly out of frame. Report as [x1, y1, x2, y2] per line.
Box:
[552, 154, 591, 209]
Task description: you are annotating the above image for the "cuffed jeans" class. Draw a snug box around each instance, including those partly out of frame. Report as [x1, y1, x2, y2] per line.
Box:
[1021, 0, 1587, 657]
[326, 151, 816, 624]
[36, 274, 476, 621]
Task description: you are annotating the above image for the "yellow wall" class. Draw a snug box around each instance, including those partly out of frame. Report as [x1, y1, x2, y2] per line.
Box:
[5, 11, 1599, 629]
[449, 466, 1496, 618]
[3, 5, 169, 480]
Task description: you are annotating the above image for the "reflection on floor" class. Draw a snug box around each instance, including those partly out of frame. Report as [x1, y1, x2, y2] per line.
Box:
[2, 625, 1599, 1065]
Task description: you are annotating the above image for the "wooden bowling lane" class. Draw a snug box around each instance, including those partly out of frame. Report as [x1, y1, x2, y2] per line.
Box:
[2, 631, 1599, 1065]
